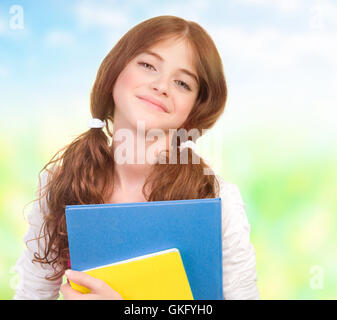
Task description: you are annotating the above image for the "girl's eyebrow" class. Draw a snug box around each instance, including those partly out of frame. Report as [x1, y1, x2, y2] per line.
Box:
[142, 50, 199, 85]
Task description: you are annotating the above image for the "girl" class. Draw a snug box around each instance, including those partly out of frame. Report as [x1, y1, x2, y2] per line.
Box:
[13, 15, 260, 300]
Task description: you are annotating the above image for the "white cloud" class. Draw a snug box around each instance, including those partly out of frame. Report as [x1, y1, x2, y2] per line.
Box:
[236, 0, 305, 13]
[74, 0, 213, 32]
[209, 26, 337, 70]
[309, 1, 337, 31]
[204, 23, 337, 133]
[75, 1, 129, 30]
[45, 30, 75, 47]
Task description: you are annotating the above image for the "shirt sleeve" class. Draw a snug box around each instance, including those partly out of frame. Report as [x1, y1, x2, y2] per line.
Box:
[217, 177, 260, 300]
[13, 170, 63, 300]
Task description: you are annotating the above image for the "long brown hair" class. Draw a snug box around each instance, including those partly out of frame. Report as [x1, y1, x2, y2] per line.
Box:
[28, 15, 227, 280]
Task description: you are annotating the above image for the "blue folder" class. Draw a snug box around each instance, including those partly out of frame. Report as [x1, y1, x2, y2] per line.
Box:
[65, 198, 223, 300]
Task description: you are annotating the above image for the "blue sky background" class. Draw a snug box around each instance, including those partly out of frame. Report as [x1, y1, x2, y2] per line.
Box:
[1, 0, 336, 149]
[1, 0, 337, 299]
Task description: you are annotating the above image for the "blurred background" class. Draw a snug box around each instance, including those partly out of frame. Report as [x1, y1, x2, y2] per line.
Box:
[1, 0, 336, 299]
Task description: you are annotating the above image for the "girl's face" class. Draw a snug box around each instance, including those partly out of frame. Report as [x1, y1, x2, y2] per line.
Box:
[112, 38, 199, 133]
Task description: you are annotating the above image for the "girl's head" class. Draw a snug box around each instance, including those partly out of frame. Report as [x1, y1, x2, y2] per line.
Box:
[91, 15, 227, 135]
[31, 16, 227, 280]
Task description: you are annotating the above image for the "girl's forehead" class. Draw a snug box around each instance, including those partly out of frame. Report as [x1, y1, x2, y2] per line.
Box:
[139, 40, 196, 64]
[149, 38, 193, 53]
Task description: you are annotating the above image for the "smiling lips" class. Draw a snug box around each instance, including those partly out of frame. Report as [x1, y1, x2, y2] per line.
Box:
[137, 95, 168, 113]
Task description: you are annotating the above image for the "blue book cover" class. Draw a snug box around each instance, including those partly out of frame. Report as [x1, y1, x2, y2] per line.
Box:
[65, 198, 223, 300]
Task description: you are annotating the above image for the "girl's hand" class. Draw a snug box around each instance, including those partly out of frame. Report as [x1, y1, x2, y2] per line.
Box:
[60, 269, 124, 300]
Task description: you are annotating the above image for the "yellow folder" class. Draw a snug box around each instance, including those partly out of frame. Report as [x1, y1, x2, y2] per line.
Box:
[70, 248, 194, 300]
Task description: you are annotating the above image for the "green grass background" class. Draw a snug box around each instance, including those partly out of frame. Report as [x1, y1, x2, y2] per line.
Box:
[1, 115, 336, 300]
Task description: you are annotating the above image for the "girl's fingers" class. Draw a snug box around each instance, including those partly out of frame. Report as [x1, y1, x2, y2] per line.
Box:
[60, 283, 85, 300]
[65, 269, 107, 293]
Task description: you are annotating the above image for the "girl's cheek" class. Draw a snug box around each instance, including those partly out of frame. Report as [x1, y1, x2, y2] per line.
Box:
[122, 69, 144, 88]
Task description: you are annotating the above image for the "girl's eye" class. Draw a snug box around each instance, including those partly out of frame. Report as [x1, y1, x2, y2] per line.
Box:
[176, 80, 191, 91]
[138, 62, 155, 70]
[138, 62, 191, 91]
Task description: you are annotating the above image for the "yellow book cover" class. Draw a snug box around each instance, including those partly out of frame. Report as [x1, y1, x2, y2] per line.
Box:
[70, 248, 194, 300]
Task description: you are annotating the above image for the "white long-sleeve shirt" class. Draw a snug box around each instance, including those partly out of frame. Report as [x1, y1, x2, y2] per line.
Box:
[13, 169, 260, 300]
